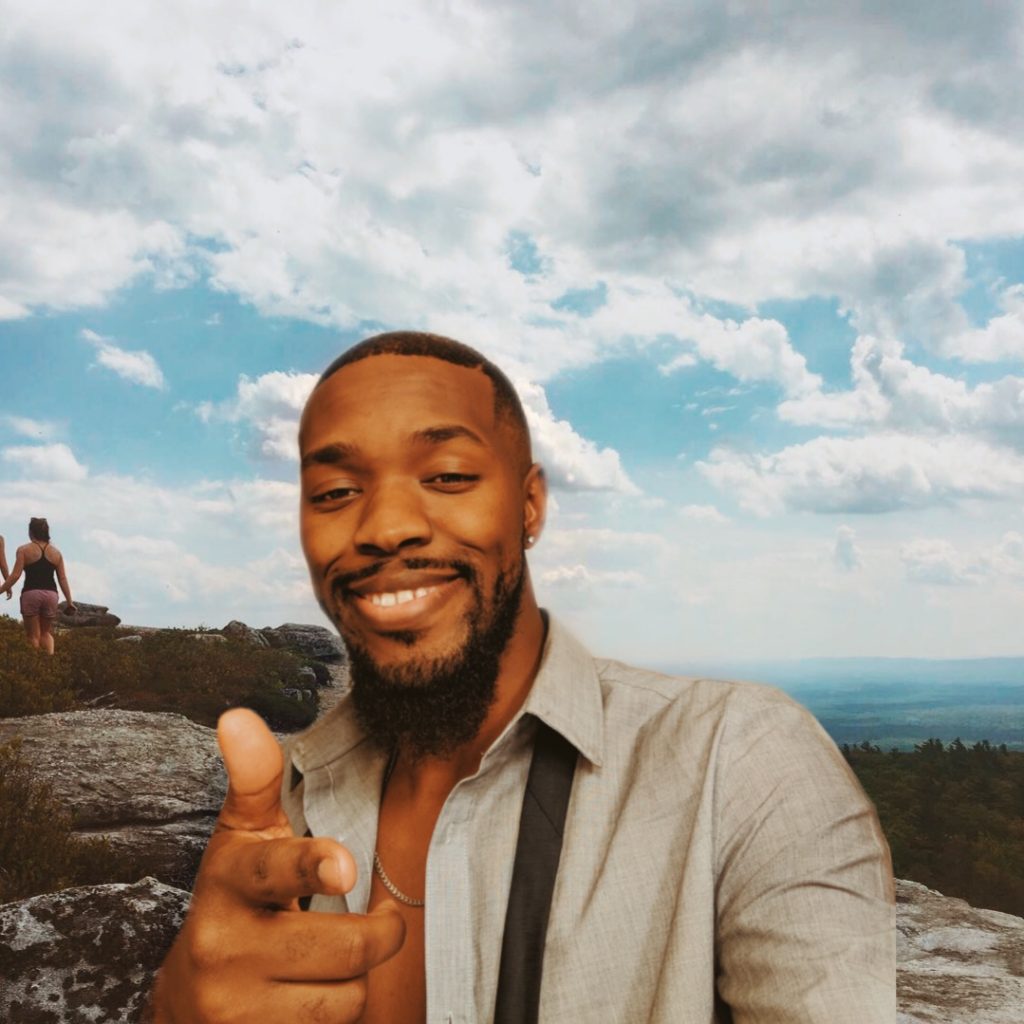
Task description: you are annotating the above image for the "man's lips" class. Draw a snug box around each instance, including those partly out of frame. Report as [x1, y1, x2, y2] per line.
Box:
[349, 576, 465, 628]
[332, 563, 472, 629]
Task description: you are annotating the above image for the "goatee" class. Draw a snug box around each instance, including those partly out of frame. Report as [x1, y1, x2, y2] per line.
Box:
[342, 557, 526, 761]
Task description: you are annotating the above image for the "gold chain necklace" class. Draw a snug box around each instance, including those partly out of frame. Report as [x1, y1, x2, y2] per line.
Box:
[373, 750, 425, 908]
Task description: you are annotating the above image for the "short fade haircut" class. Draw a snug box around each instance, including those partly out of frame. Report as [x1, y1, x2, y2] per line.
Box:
[318, 331, 533, 471]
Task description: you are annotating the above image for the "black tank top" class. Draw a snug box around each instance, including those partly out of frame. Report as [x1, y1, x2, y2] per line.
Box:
[24, 543, 58, 593]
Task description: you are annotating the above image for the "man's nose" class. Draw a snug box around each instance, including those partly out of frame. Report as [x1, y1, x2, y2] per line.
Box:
[352, 480, 432, 557]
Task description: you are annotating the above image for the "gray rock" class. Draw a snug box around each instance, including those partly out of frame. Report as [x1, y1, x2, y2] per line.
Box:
[189, 632, 227, 643]
[116, 634, 143, 644]
[221, 619, 269, 646]
[897, 879, 1024, 1023]
[261, 622, 347, 662]
[0, 877, 190, 1024]
[57, 601, 121, 628]
[0, 710, 225, 889]
[298, 665, 318, 686]
[308, 661, 332, 687]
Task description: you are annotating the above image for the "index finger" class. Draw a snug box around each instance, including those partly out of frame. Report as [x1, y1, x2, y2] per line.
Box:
[218, 834, 359, 906]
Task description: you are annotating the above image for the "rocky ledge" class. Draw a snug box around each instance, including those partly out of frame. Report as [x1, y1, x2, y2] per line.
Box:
[0, 710, 226, 889]
[897, 878, 1024, 1023]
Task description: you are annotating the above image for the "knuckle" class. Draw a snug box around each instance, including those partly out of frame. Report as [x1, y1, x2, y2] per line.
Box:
[184, 917, 227, 972]
[192, 983, 242, 1024]
[339, 926, 368, 971]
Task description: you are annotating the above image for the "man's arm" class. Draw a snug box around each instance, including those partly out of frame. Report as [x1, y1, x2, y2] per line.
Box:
[147, 709, 405, 1024]
[714, 694, 895, 1023]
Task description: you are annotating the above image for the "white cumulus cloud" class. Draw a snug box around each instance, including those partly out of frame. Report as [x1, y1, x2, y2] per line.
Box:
[539, 564, 645, 588]
[2, 443, 88, 481]
[198, 370, 318, 461]
[901, 531, 1024, 587]
[699, 434, 1024, 515]
[515, 380, 639, 494]
[833, 525, 862, 572]
[80, 328, 166, 389]
[2, 415, 58, 440]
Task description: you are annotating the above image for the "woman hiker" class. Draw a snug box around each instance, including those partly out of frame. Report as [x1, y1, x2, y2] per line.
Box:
[0, 517, 76, 654]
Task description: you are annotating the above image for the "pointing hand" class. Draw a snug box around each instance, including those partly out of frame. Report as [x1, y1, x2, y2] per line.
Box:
[148, 708, 405, 1023]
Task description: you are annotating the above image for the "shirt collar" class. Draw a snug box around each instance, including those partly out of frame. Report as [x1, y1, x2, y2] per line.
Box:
[287, 611, 605, 774]
[519, 613, 605, 768]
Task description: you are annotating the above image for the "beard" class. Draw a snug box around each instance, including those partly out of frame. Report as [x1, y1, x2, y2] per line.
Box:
[336, 555, 526, 762]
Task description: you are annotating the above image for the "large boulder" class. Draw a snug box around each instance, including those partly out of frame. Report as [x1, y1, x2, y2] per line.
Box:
[897, 879, 1024, 1022]
[221, 619, 269, 646]
[0, 710, 225, 889]
[56, 601, 121, 628]
[261, 622, 347, 662]
[0, 877, 190, 1024]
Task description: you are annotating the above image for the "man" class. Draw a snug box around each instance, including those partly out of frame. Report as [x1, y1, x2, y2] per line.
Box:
[150, 332, 895, 1023]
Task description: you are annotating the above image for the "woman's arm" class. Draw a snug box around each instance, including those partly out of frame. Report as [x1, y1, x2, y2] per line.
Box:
[0, 548, 25, 597]
[0, 536, 8, 578]
[56, 553, 75, 611]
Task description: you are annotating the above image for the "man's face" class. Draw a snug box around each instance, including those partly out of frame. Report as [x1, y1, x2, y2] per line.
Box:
[299, 355, 538, 746]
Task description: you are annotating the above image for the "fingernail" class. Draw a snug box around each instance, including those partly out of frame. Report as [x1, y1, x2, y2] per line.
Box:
[317, 856, 342, 889]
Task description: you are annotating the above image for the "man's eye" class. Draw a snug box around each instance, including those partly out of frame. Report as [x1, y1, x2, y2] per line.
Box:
[426, 473, 479, 488]
[310, 487, 358, 504]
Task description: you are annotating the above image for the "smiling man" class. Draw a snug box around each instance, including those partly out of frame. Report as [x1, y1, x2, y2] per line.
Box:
[150, 332, 895, 1024]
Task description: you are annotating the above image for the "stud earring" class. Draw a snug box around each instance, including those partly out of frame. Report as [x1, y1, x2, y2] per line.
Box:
[526, 534, 536, 547]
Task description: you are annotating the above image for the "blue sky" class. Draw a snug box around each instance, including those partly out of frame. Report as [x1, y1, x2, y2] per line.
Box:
[2, 1, 1024, 663]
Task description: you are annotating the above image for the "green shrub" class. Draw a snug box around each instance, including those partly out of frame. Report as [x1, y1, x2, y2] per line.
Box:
[0, 738, 135, 903]
[0, 616, 76, 715]
[0, 616, 319, 730]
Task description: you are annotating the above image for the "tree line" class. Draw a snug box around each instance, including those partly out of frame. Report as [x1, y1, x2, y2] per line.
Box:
[844, 738, 1024, 917]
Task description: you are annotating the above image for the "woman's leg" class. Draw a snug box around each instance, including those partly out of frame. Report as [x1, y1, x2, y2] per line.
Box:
[38, 616, 55, 655]
[23, 614, 41, 650]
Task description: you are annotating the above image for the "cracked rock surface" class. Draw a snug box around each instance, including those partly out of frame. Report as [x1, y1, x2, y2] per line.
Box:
[898, 879, 1024, 1023]
[0, 877, 189, 1024]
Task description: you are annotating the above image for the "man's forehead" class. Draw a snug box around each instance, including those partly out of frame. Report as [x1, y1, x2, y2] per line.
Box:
[300, 354, 499, 449]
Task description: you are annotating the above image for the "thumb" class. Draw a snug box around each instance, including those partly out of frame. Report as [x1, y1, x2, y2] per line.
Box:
[216, 707, 291, 833]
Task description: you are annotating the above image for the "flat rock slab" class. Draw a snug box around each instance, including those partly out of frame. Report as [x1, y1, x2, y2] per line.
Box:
[897, 879, 1024, 1023]
[0, 877, 190, 1024]
[0, 709, 226, 829]
[0, 710, 226, 887]
[57, 601, 121, 628]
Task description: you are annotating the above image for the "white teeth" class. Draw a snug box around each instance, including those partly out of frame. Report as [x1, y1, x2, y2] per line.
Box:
[368, 586, 436, 607]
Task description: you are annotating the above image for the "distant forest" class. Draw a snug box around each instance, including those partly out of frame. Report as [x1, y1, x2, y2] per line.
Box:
[844, 739, 1024, 918]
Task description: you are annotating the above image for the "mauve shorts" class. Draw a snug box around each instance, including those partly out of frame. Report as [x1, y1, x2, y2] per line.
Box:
[21, 589, 58, 620]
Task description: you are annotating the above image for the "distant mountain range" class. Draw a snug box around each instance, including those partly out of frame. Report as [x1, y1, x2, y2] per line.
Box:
[653, 657, 1024, 751]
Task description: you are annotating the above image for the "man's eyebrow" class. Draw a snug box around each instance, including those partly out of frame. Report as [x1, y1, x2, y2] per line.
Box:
[412, 424, 488, 447]
[300, 441, 361, 471]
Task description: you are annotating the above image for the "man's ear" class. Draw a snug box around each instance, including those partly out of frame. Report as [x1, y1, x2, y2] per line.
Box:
[523, 463, 547, 548]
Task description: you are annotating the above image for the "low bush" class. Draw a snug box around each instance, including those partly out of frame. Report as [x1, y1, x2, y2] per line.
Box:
[0, 616, 319, 730]
[0, 738, 136, 902]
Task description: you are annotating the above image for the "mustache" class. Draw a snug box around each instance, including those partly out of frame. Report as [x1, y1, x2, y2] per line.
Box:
[330, 556, 477, 594]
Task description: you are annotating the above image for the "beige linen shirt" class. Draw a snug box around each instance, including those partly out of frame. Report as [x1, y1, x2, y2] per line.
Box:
[282, 616, 896, 1023]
